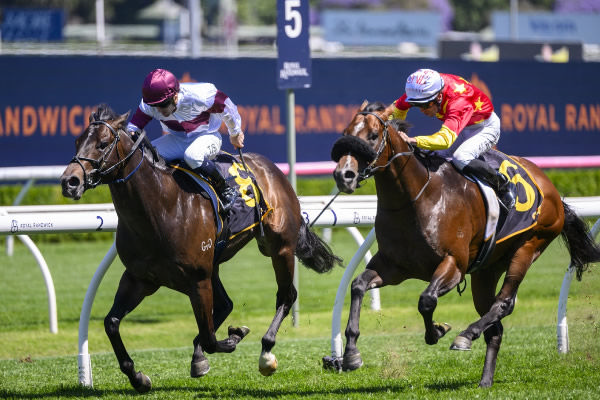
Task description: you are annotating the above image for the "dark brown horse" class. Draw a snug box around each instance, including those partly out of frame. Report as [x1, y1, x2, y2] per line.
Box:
[330, 101, 600, 387]
[61, 105, 340, 393]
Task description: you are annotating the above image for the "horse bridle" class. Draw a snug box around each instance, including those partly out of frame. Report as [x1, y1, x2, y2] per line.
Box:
[355, 111, 431, 202]
[69, 120, 146, 190]
[356, 111, 414, 180]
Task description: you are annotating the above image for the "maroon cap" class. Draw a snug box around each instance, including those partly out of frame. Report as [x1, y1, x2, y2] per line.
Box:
[142, 69, 180, 105]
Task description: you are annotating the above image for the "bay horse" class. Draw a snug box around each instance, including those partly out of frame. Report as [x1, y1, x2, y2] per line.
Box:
[330, 101, 600, 387]
[60, 104, 340, 393]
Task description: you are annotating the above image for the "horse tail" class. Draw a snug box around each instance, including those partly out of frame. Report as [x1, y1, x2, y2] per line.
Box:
[295, 220, 342, 273]
[560, 201, 600, 281]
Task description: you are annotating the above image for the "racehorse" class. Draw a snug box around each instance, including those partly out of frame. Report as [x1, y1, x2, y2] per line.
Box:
[329, 101, 600, 387]
[60, 104, 341, 393]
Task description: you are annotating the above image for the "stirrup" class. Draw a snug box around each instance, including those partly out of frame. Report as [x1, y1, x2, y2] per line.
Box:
[498, 184, 516, 210]
[219, 187, 238, 212]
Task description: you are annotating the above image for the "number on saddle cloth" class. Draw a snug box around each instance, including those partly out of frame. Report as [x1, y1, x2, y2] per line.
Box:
[466, 151, 544, 272]
[171, 153, 271, 242]
[480, 151, 543, 242]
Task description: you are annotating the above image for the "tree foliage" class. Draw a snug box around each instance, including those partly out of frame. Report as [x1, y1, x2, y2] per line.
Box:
[450, 0, 556, 32]
[1, 0, 557, 33]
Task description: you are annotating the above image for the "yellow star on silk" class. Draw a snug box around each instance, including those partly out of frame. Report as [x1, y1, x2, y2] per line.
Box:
[474, 97, 484, 111]
[453, 83, 466, 94]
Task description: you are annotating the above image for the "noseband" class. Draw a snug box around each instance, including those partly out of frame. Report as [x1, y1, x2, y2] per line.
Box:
[333, 111, 430, 202]
[69, 120, 146, 189]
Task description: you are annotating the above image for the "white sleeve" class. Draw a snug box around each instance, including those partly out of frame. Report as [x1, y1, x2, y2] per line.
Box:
[221, 97, 243, 136]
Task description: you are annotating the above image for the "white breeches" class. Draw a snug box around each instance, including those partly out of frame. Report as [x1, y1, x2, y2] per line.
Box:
[437, 112, 501, 170]
[151, 131, 222, 169]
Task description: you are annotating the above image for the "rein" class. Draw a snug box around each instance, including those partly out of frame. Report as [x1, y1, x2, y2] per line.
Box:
[69, 120, 147, 190]
[356, 111, 430, 202]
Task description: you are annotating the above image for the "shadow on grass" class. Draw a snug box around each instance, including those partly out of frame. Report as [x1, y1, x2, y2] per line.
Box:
[0, 382, 414, 399]
[424, 380, 477, 391]
[0, 378, 479, 399]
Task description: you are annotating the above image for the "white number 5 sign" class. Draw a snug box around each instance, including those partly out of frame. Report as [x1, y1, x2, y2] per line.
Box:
[284, 0, 302, 38]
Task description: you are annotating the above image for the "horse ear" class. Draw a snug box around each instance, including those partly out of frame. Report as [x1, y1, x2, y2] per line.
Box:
[359, 100, 369, 111]
[114, 111, 131, 128]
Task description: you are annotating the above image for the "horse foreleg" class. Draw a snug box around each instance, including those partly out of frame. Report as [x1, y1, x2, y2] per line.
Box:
[104, 271, 158, 393]
[259, 253, 297, 376]
[419, 255, 461, 345]
[189, 278, 216, 377]
[212, 268, 233, 331]
[212, 273, 251, 352]
[189, 277, 248, 378]
[342, 268, 382, 371]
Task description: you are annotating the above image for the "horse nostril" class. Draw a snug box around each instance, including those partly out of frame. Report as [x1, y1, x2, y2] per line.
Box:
[343, 170, 356, 180]
[68, 176, 80, 188]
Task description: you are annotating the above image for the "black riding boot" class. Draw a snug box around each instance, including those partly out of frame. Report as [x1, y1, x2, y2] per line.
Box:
[194, 160, 239, 213]
[463, 159, 516, 210]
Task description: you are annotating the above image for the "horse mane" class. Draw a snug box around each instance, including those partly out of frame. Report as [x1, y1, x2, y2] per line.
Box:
[91, 103, 119, 122]
[364, 101, 412, 134]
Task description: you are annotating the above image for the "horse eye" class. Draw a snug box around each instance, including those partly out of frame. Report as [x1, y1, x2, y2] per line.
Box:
[367, 131, 378, 142]
[97, 141, 109, 150]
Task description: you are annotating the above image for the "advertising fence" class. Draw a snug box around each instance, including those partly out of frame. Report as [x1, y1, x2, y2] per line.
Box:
[0, 55, 599, 167]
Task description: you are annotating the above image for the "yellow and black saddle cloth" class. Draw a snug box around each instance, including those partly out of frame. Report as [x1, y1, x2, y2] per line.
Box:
[466, 150, 545, 273]
[171, 152, 273, 242]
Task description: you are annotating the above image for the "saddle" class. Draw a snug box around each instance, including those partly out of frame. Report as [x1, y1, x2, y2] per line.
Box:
[170, 152, 272, 255]
[417, 149, 545, 273]
[467, 151, 545, 272]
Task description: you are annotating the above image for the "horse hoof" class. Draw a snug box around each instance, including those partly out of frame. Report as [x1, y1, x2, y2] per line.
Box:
[322, 356, 343, 372]
[132, 372, 152, 393]
[342, 350, 363, 371]
[479, 379, 493, 388]
[228, 325, 250, 340]
[425, 322, 452, 345]
[436, 322, 452, 335]
[450, 335, 472, 351]
[191, 359, 211, 377]
[258, 351, 278, 376]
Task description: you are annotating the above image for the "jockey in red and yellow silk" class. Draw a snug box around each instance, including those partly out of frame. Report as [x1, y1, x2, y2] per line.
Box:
[386, 69, 516, 210]
[390, 73, 493, 151]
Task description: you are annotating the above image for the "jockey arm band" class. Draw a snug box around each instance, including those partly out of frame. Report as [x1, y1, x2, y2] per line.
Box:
[388, 104, 408, 121]
[127, 106, 153, 132]
[415, 125, 457, 150]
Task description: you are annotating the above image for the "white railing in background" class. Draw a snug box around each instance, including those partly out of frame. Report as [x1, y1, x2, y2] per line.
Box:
[556, 218, 600, 354]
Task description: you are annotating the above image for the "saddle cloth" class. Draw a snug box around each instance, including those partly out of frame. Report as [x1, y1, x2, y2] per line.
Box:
[171, 152, 272, 240]
[466, 150, 544, 273]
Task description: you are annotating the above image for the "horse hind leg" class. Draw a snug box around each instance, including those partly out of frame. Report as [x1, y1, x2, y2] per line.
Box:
[479, 322, 503, 387]
[104, 271, 158, 393]
[450, 245, 534, 352]
[258, 252, 297, 376]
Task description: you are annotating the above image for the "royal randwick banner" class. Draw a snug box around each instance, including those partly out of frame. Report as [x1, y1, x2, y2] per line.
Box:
[0, 55, 598, 167]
